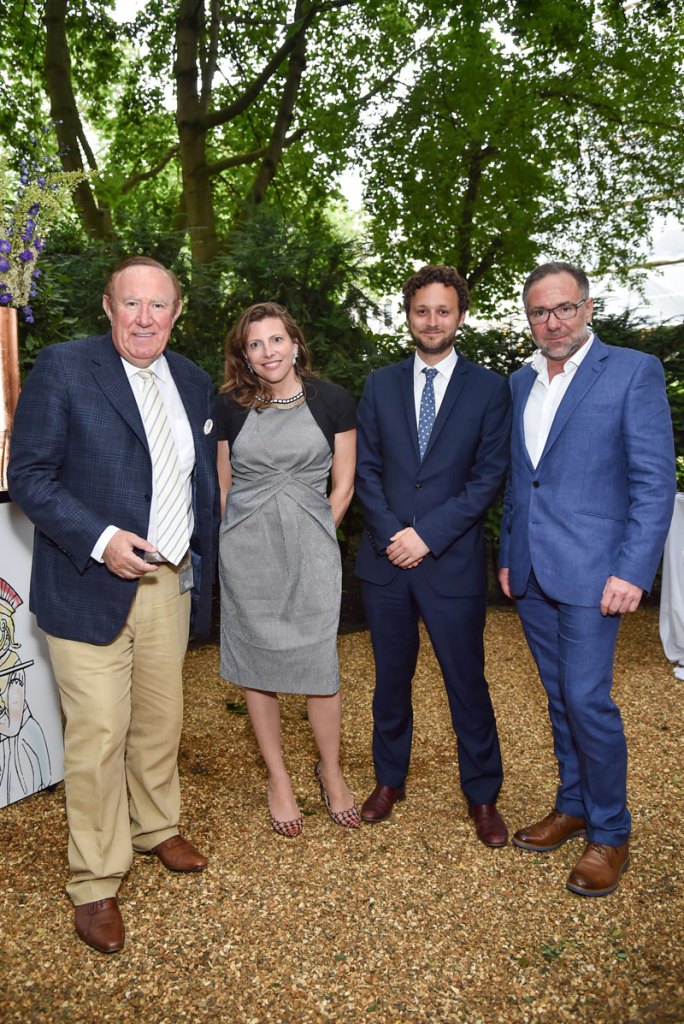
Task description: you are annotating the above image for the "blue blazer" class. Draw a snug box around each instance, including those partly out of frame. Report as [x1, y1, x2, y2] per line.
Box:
[499, 336, 676, 606]
[8, 333, 219, 644]
[355, 352, 511, 596]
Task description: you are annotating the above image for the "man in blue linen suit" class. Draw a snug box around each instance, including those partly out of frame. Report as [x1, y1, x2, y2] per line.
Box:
[499, 261, 675, 896]
[355, 264, 512, 846]
[8, 257, 219, 952]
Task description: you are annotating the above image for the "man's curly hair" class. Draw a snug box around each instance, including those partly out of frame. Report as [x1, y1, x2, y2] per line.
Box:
[402, 265, 470, 315]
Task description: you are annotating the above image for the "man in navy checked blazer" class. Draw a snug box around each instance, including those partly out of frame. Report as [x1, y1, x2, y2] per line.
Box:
[9, 257, 219, 953]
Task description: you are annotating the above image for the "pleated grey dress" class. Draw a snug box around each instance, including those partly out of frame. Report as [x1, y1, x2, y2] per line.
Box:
[217, 388, 353, 695]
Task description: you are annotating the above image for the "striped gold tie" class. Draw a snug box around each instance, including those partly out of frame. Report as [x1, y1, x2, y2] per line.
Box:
[137, 370, 189, 565]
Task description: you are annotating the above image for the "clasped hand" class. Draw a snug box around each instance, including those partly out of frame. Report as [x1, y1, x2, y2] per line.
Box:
[386, 527, 429, 569]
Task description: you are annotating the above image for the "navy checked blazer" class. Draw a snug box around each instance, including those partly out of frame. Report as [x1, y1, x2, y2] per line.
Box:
[8, 332, 219, 644]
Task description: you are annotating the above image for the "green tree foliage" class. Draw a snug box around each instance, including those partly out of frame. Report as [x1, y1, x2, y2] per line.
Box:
[2, 1, 682, 309]
[21, 206, 386, 391]
[363, 0, 684, 311]
[2, 0, 416, 266]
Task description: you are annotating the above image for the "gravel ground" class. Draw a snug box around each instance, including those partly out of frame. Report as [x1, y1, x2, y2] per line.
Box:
[1, 607, 682, 1024]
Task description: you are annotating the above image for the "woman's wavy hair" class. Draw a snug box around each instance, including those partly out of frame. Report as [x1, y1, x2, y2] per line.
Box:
[220, 302, 314, 407]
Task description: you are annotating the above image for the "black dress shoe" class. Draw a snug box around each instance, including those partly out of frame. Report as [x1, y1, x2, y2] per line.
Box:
[360, 783, 406, 823]
[468, 803, 508, 847]
[74, 897, 124, 953]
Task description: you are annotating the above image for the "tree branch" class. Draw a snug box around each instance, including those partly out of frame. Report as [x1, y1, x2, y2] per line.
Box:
[200, 0, 221, 116]
[249, 0, 309, 205]
[207, 128, 305, 177]
[204, 0, 352, 130]
[120, 144, 181, 194]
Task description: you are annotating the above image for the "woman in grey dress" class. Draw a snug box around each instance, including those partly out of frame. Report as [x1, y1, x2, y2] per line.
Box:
[215, 302, 358, 837]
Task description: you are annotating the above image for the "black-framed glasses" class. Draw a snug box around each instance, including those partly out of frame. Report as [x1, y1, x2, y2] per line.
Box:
[526, 299, 588, 325]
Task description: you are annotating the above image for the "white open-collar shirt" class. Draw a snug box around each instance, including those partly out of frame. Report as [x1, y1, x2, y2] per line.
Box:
[523, 333, 594, 468]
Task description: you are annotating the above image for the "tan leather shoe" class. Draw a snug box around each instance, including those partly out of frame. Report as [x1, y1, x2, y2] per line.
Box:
[566, 840, 630, 896]
[74, 897, 124, 953]
[512, 809, 586, 852]
[151, 834, 208, 872]
[360, 783, 406, 823]
[468, 803, 508, 847]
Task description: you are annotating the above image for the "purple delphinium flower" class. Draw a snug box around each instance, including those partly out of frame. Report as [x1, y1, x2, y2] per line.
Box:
[18, 249, 34, 263]
[0, 256, 9, 273]
[23, 306, 34, 323]
[0, 293, 12, 305]
[0, 239, 10, 254]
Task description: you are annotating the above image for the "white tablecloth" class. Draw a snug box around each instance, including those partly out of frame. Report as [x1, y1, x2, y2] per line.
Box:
[659, 492, 684, 677]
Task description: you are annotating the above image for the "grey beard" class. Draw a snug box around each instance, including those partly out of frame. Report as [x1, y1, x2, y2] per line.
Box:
[540, 325, 591, 361]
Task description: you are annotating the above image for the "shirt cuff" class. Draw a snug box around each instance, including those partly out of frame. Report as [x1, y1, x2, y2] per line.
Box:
[92, 525, 120, 563]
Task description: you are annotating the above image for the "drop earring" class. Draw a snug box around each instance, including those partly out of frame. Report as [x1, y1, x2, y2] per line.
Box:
[292, 350, 298, 365]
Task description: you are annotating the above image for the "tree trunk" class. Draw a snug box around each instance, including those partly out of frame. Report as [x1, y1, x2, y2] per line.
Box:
[175, 0, 218, 266]
[43, 0, 115, 240]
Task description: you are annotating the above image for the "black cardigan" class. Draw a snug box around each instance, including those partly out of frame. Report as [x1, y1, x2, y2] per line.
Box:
[213, 376, 356, 453]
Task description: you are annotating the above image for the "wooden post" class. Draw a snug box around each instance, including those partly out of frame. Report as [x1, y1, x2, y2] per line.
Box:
[0, 306, 20, 492]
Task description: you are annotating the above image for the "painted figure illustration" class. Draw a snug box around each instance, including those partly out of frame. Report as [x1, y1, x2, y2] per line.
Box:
[0, 577, 52, 804]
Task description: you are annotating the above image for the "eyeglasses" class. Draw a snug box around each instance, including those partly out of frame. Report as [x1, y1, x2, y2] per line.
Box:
[526, 299, 588, 325]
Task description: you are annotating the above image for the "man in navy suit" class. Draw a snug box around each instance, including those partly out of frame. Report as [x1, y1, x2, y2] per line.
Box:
[355, 264, 511, 846]
[499, 261, 675, 896]
[9, 257, 218, 951]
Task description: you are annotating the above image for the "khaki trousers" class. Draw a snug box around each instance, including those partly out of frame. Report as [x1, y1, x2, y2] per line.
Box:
[47, 565, 191, 905]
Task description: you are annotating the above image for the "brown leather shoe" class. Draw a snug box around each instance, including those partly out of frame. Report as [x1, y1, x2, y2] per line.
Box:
[512, 809, 587, 852]
[74, 897, 124, 954]
[468, 803, 508, 847]
[360, 783, 406, 823]
[566, 840, 630, 896]
[151, 834, 208, 872]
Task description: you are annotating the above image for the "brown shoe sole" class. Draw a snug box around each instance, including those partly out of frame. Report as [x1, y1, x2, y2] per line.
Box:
[566, 856, 630, 897]
[512, 828, 586, 853]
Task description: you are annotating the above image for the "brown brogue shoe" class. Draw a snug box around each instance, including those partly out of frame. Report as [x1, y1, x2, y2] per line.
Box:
[151, 834, 208, 872]
[512, 809, 586, 852]
[74, 897, 124, 954]
[566, 840, 630, 897]
[468, 803, 508, 847]
[360, 783, 406, 823]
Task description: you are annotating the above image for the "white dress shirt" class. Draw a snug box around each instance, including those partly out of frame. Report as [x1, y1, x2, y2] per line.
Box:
[413, 348, 458, 425]
[523, 334, 594, 468]
[92, 354, 195, 561]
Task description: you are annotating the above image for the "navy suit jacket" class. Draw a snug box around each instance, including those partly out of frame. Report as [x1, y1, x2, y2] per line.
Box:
[499, 336, 676, 606]
[355, 352, 511, 596]
[8, 333, 219, 644]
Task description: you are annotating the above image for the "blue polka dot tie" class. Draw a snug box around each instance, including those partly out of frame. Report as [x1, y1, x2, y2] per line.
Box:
[418, 367, 438, 460]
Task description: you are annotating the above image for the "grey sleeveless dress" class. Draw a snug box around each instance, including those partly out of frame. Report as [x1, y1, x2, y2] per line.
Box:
[219, 401, 341, 694]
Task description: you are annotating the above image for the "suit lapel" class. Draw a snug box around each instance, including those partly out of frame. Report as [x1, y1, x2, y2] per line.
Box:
[167, 351, 205, 465]
[537, 337, 608, 464]
[399, 357, 421, 463]
[514, 365, 537, 472]
[88, 334, 149, 449]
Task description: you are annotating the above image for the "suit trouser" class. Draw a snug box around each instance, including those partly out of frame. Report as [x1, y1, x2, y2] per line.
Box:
[515, 570, 630, 846]
[46, 565, 191, 905]
[362, 572, 503, 804]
